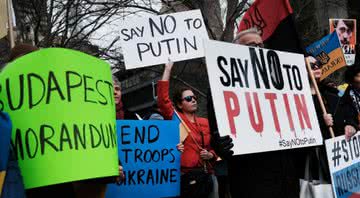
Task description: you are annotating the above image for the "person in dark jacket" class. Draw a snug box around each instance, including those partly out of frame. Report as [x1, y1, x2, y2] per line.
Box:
[300, 56, 358, 184]
[209, 28, 300, 198]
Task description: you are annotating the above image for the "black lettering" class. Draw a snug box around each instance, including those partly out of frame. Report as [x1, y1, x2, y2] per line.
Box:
[149, 17, 164, 37]
[283, 64, 293, 90]
[292, 65, 303, 90]
[137, 43, 149, 61]
[73, 124, 86, 150]
[164, 15, 176, 33]
[59, 123, 73, 151]
[121, 29, 131, 41]
[101, 124, 110, 148]
[11, 129, 24, 160]
[122, 149, 132, 163]
[148, 125, 160, 143]
[28, 73, 45, 109]
[66, 71, 82, 102]
[161, 38, 175, 55]
[217, 56, 230, 87]
[146, 169, 155, 185]
[230, 58, 243, 87]
[170, 169, 177, 182]
[267, 51, 284, 90]
[137, 169, 145, 184]
[249, 48, 270, 89]
[7, 75, 25, 110]
[193, 18, 202, 29]
[90, 124, 102, 148]
[96, 80, 108, 105]
[46, 71, 65, 104]
[135, 149, 143, 163]
[25, 128, 38, 159]
[121, 125, 131, 145]
[83, 75, 96, 104]
[40, 124, 59, 155]
[342, 140, 349, 162]
[184, 36, 197, 53]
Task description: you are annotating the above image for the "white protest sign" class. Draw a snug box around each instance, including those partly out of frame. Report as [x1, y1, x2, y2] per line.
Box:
[205, 40, 323, 155]
[325, 133, 360, 198]
[120, 10, 209, 70]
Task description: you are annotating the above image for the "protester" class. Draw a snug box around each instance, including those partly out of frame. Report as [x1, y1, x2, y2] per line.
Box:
[157, 61, 218, 198]
[0, 44, 38, 198]
[112, 75, 125, 183]
[340, 65, 360, 140]
[212, 28, 300, 198]
[1, 113, 26, 198]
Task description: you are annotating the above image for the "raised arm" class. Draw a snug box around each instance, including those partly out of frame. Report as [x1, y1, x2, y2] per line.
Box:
[157, 61, 175, 120]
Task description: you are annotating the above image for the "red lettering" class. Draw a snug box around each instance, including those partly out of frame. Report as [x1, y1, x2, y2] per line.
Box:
[224, 91, 240, 137]
[265, 93, 281, 137]
[294, 94, 312, 130]
[283, 94, 295, 133]
[245, 92, 263, 134]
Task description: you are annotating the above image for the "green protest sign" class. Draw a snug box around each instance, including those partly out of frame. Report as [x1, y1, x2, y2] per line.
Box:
[0, 48, 118, 189]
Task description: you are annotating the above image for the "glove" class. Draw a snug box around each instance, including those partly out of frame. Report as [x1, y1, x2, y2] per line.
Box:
[211, 133, 234, 160]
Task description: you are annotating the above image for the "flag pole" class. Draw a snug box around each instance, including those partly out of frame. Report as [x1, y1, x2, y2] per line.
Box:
[7, 0, 15, 48]
[305, 58, 335, 138]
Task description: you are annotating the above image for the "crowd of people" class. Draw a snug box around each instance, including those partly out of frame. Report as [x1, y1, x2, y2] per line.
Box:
[1, 27, 360, 198]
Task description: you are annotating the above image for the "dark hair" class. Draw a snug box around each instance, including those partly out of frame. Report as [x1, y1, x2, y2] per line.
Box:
[172, 86, 193, 112]
[333, 20, 355, 31]
[345, 64, 360, 84]
[8, 44, 39, 62]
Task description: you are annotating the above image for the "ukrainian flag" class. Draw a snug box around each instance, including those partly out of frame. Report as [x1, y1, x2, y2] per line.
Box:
[306, 32, 346, 81]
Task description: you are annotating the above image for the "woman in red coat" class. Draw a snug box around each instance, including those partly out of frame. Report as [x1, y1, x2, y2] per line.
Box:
[157, 61, 218, 198]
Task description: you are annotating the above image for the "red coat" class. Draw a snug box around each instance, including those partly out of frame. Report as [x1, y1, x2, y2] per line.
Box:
[157, 80, 217, 173]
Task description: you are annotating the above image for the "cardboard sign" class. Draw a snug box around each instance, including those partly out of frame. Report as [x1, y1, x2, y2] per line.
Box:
[330, 19, 357, 66]
[0, 48, 118, 189]
[306, 32, 347, 81]
[120, 10, 209, 69]
[205, 40, 323, 155]
[106, 120, 180, 198]
[326, 133, 360, 198]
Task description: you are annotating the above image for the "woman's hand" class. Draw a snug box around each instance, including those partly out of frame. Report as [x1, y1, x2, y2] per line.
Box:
[200, 149, 214, 160]
[161, 59, 174, 81]
[177, 143, 184, 153]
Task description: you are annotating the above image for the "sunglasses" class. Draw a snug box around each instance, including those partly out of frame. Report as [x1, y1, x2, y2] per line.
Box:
[182, 95, 197, 102]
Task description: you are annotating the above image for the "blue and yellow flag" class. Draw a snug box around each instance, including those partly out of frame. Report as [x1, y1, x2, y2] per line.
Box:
[306, 32, 346, 81]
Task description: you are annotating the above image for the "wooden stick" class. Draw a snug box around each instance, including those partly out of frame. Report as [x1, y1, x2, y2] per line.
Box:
[0, 171, 6, 197]
[174, 110, 190, 143]
[305, 58, 335, 138]
[7, 0, 14, 48]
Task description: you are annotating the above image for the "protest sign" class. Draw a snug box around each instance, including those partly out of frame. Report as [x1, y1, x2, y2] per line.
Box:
[106, 120, 180, 198]
[120, 10, 209, 70]
[205, 40, 323, 155]
[325, 133, 360, 198]
[306, 32, 346, 81]
[0, 48, 118, 189]
[330, 19, 357, 66]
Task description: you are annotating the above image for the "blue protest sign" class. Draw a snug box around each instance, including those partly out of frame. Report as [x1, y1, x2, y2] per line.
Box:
[106, 120, 181, 198]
